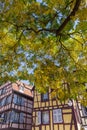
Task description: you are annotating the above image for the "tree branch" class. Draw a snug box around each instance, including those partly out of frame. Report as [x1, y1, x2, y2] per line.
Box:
[56, 0, 81, 36]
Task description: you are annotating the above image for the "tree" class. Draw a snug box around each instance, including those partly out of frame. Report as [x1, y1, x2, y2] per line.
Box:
[0, 0, 87, 104]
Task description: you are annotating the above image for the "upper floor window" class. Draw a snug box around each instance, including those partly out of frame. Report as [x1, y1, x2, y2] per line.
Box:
[0, 112, 10, 123]
[20, 112, 24, 123]
[0, 97, 6, 107]
[13, 94, 25, 106]
[82, 106, 87, 116]
[36, 111, 41, 125]
[10, 111, 24, 123]
[0, 111, 24, 124]
[36, 111, 49, 125]
[0, 114, 4, 123]
[6, 95, 12, 105]
[0, 89, 1, 95]
[41, 92, 49, 101]
[0, 87, 6, 95]
[53, 109, 63, 123]
[42, 111, 49, 124]
[19, 86, 24, 93]
[0, 95, 12, 107]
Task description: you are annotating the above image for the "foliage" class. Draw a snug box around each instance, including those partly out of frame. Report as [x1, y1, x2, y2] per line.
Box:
[0, 0, 87, 103]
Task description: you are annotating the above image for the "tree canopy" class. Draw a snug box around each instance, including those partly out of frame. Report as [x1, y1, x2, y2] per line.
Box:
[0, 0, 87, 104]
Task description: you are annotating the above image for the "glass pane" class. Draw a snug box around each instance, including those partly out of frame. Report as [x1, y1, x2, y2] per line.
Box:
[21, 97, 25, 106]
[53, 109, 63, 123]
[1, 97, 6, 106]
[2, 87, 6, 95]
[82, 106, 87, 116]
[0, 89, 1, 95]
[6, 95, 12, 104]
[17, 96, 22, 105]
[10, 111, 15, 123]
[42, 93, 48, 101]
[36, 111, 41, 125]
[42, 111, 49, 124]
[20, 113, 24, 123]
[14, 112, 19, 123]
[13, 94, 17, 104]
[6, 112, 10, 123]
[19, 86, 24, 92]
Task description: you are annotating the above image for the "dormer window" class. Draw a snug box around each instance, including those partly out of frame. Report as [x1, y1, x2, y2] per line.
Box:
[41, 92, 49, 102]
[19, 86, 24, 93]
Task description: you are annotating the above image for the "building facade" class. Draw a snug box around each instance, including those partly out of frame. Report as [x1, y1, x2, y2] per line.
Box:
[32, 90, 87, 130]
[76, 100, 87, 130]
[32, 90, 78, 130]
[0, 82, 87, 130]
[0, 81, 34, 130]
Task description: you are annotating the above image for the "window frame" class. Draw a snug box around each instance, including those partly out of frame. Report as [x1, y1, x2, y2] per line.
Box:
[0, 87, 6, 95]
[41, 92, 49, 102]
[53, 109, 63, 124]
[36, 111, 41, 125]
[41, 110, 50, 125]
[13, 93, 25, 106]
[82, 106, 87, 117]
[19, 86, 24, 93]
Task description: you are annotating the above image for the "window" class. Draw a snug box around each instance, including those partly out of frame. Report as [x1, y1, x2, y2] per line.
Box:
[14, 112, 19, 123]
[19, 86, 24, 93]
[17, 96, 22, 105]
[36, 111, 41, 125]
[0, 113, 5, 123]
[6, 95, 12, 105]
[42, 111, 49, 124]
[0, 114, 4, 123]
[10, 111, 15, 123]
[0, 95, 12, 107]
[20, 113, 24, 123]
[6, 112, 10, 123]
[1, 87, 6, 95]
[41, 93, 49, 101]
[10, 111, 24, 123]
[10, 111, 19, 123]
[13, 94, 25, 106]
[0, 89, 1, 95]
[36, 111, 49, 125]
[0, 112, 10, 123]
[82, 106, 87, 116]
[53, 109, 63, 123]
[0, 97, 6, 106]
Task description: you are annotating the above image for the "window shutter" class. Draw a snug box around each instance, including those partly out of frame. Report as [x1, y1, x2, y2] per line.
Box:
[36, 111, 41, 125]
[53, 109, 63, 123]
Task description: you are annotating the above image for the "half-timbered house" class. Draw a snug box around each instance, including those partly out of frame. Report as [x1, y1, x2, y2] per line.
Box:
[76, 101, 87, 130]
[32, 89, 87, 130]
[0, 81, 87, 130]
[0, 81, 34, 130]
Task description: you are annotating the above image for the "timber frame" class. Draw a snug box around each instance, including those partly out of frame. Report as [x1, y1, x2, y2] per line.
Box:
[0, 81, 34, 130]
[32, 89, 79, 130]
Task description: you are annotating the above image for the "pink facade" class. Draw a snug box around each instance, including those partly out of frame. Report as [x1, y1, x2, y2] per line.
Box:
[0, 81, 34, 130]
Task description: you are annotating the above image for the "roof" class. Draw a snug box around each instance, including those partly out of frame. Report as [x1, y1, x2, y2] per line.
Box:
[0, 81, 34, 98]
